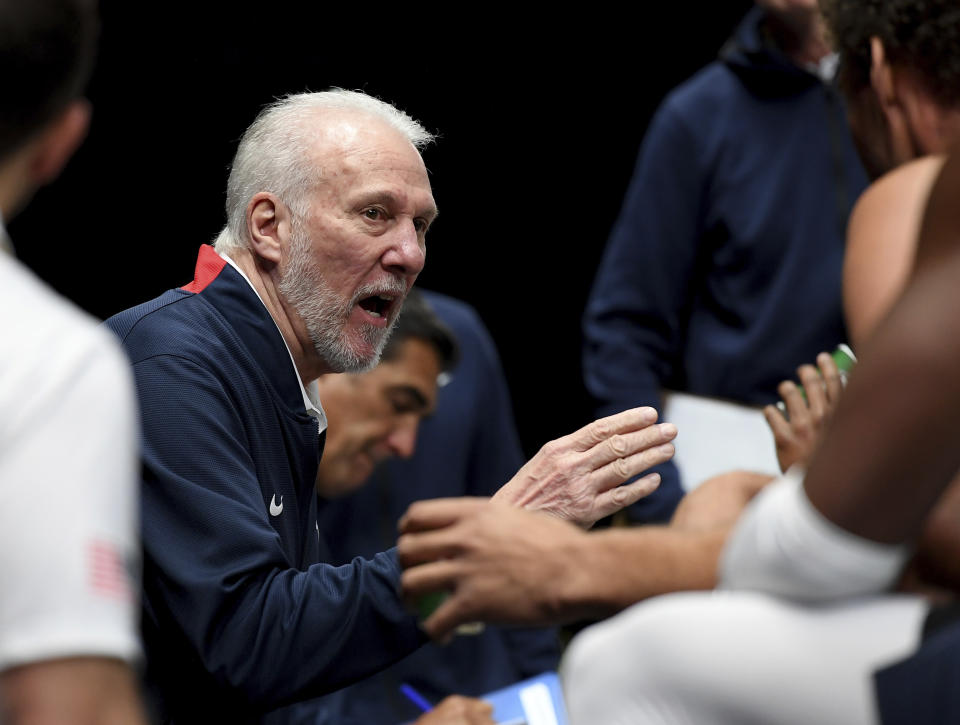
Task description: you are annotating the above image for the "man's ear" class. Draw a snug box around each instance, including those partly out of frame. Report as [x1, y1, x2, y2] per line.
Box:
[30, 99, 91, 185]
[870, 37, 896, 109]
[869, 36, 919, 164]
[246, 192, 290, 267]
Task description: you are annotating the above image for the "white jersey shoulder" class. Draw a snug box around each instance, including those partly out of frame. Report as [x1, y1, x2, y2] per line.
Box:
[0, 254, 141, 671]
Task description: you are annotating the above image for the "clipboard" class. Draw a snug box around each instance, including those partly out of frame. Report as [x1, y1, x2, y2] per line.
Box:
[481, 671, 567, 725]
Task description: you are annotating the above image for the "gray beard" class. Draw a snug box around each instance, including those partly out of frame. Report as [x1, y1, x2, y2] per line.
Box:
[278, 225, 402, 373]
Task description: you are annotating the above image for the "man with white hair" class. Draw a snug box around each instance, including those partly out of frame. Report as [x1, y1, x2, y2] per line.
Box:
[106, 90, 678, 722]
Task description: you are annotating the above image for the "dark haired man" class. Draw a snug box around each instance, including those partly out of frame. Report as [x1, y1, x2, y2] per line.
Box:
[319, 289, 560, 724]
[313, 289, 459, 500]
[0, 1, 146, 722]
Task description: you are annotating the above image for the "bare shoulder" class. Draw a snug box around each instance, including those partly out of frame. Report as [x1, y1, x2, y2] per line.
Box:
[844, 155, 946, 348]
[849, 156, 946, 244]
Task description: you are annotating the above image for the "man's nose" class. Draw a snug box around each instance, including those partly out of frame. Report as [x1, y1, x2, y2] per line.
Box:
[386, 418, 419, 459]
[381, 221, 425, 277]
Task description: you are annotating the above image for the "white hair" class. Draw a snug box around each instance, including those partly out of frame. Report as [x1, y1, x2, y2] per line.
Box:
[215, 89, 435, 253]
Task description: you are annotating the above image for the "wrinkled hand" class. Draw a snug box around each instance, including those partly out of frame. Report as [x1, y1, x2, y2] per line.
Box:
[763, 352, 844, 472]
[491, 406, 676, 527]
[398, 498, 589, 640]
[413, 695, 495, 725]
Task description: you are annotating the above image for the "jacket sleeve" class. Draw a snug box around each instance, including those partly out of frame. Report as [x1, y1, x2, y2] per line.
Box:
[135, 354, 423, 708]
[582, 99, 706, 522]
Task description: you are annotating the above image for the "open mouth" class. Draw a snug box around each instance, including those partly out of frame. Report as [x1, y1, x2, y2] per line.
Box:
[358, 294, 395, 319]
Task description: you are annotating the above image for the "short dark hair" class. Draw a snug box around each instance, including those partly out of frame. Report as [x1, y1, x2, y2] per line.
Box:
[383, 289, 459, 373]
[820, 0, 960, 109]
[0, 0, 98, 162]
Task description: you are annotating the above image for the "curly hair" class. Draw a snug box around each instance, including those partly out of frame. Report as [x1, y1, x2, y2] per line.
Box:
[819, 0, 960, 108]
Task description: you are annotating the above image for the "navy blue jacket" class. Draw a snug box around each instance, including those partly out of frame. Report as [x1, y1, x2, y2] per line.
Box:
[106, 246, 424, 723]
[582, 7, 868, 521]
[875, 618, 960, 724]
[313, 291, 560, 724]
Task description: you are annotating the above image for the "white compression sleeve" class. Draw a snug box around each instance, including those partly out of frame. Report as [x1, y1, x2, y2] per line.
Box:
[719, 470, 909, 601]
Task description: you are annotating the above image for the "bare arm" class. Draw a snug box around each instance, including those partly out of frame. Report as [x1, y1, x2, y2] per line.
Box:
[398, 498, 726, 639]
[840, 155, 960, 598]
[805, 150, 960, 544]
[843, 155, 944, 350]
[905, 475, 960, 594]
[0, 657, 147, 725]
[670, 470, 775, 531]
[720, 152, 960, 601]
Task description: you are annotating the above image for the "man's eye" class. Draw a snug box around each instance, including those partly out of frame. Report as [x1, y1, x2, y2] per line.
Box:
[364, 208, 383, 220]
[413, 218, 428, 233]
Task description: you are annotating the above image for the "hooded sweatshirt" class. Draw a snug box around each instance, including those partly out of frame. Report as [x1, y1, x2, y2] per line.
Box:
[582, 6, 868, 521]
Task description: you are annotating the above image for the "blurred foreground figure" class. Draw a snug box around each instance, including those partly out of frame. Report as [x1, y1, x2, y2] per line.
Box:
[0, 1, 146, 723]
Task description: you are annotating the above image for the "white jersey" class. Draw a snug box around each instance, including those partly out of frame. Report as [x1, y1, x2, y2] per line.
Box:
[0, 250, 140, 670]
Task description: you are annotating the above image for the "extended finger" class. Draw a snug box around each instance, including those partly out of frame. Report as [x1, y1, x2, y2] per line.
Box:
[568, 406, 660, 453]
[582, 422, 677, 471]
[763, 404, 792, 442]
[798, 364, 826, 421]
[818, 351, 843, 405]
[400, 557, 461, 601]
[422, 589, 485, 642]
[589, 472, 662, 521]
[398, 497, 489, 534]
[397, 528, 468, 568]
[778, 380, 809, 426]
[589, 441, 675, 493]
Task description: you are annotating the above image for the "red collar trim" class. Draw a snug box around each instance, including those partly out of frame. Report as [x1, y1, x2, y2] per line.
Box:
[180, 244, 227, 293]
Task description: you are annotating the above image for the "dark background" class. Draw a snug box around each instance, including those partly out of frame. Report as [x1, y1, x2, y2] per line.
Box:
[11, 3, 753, 457]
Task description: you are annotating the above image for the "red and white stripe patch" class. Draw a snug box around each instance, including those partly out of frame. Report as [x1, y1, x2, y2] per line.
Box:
[87, 540, 132, 601]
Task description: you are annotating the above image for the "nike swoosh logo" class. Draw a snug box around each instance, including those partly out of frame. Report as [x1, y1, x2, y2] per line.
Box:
[269, 494, 283, 517]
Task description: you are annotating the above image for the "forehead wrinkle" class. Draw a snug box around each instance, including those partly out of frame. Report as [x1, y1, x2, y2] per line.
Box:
[299, 114, 435, 219]
[308, 139, 433, 199]
[309, 112, 422, 167]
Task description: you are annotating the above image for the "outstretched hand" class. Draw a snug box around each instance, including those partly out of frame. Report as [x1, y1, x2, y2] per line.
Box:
[490, 406, 676, 527]
[763, 352, 844, 472]
[398, 498, 589, 640]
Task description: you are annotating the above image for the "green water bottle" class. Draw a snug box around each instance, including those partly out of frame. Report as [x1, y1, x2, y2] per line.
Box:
[776, 343, 857, 417]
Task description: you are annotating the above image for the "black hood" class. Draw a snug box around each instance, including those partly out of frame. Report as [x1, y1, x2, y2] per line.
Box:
[719, 6, 824, 97]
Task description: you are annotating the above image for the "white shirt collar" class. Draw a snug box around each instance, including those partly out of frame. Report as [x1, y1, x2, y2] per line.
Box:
[806, 52, 839, 83]
[219, 251, 328, 435]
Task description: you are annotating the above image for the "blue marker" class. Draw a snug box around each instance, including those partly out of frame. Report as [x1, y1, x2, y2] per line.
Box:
[400, 683, 434, 713]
